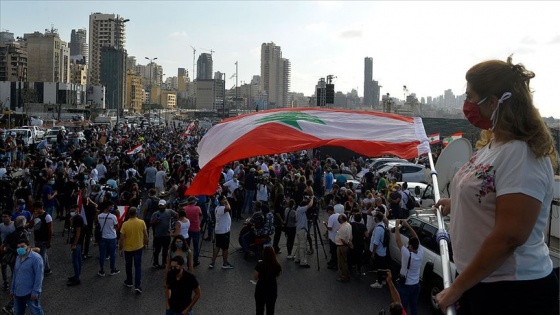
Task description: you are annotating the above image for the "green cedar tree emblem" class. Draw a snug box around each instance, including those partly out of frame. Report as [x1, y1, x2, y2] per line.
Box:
[254, 112, 326, 130]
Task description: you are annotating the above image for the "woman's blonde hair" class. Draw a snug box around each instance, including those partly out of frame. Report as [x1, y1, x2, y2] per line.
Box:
[467, 55, 558, 171]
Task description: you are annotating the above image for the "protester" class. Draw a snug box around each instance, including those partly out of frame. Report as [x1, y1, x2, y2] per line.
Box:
[435, 57, 559, 314]
[283, 199, 297, 259]
[0, 210, 15, 291]
[97, 201, 119, 277]
[370, 212, 390, 288]
[209, 196, 234, 270]
[27, 201, 53, 275]
[67, 205, 84, 286]
[10, 238, 45, 315]
[119, 207, 148, 294]
[294, 197, 313, 268]
[394, 219, 423, 315]
[253, 246, 282, 315]
[183, 196, 201, 267]
[165, 256, 201, 315]
[165, 235, 193, 277]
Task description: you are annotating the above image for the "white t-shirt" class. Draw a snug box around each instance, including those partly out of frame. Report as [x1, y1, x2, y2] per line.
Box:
[450, 140, 554, 282]
[155, 170, 166, 188]
[399, 246, 424, 285]
[214, 205, 231, 234]
[327, 213, 340, 242]
[98, 212, 118, 239]
[223, 179, 239, 198]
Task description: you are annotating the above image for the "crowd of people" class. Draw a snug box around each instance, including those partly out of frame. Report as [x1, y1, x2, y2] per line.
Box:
[1, 55, 558, 315]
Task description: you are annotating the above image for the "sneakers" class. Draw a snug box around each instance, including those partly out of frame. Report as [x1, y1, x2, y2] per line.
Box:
[208, 263, 215, 269]
[82, 255, 92, 260]
[44, 269, 53, 275]
[67, 279, 81, 286]
[123, 281, 133, 288]
[370, 282, 384, 289]
[98, 270, 106, 277]
[110, 269, 121, 276]
[221, 263, 234, 269]
[135, 287, 143, 294]
[152, 263, 162, 269]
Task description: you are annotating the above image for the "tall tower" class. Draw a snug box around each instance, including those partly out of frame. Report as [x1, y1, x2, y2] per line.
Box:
[196, 53, 213, 80]
[88, 13, 127, 86]
[260, 42, 290, 108]
[69, 28, 88, 62]
[24, 28, 70, 83]
[364, 57, 373, 107]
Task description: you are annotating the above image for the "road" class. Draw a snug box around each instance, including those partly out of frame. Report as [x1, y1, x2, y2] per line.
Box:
[0, 211, 434, 315]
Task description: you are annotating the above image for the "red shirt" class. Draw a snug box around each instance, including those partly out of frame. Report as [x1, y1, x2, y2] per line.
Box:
[183, 204, 201, 232]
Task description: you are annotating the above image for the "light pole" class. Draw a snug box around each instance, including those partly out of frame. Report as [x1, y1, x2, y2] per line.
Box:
[145, 56, 157, 120]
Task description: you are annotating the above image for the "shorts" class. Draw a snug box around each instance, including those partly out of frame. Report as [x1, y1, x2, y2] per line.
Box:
[215, 232, 230, 250]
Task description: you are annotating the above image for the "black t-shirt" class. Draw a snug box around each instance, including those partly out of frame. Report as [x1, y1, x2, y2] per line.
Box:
[350, 221, 367, 248]
[363, 172, 374, 184]
[70, 215, 85, 245]
[166, 271, 199, 312]
[255, 260, 281, 294]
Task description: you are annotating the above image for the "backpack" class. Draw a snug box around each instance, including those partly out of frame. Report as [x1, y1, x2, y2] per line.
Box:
[376, 223, 390, 248]
[405, 191, 415, 211]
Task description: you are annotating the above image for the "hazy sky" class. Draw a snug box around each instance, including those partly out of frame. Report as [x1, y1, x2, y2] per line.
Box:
[1, 1, 559, 118]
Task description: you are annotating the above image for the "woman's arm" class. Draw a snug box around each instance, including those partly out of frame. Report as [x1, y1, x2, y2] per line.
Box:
[436, 193, 541, 311]
[187, 249, 193, 273]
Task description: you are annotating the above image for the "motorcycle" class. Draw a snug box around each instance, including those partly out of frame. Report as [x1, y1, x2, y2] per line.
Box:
[238, 217, 271, 260]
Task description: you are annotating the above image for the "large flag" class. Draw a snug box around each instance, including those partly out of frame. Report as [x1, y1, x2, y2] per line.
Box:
[428, 133, 440, 144]
[186, 108, 431, 195]
[117, 206, 130, 230]
[126, 144, 143, 155]
[443, 132, 463, 147]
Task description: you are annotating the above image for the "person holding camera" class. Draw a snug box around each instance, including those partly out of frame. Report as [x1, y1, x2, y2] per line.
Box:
[394, 219, 423, 315]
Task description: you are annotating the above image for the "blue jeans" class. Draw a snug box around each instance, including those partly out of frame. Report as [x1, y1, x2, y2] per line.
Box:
[13, 294, 44, 315]
[34, 241, 50, 271]
[124, 249, 143, 288]
[99, 238, 117, 272]
[166, 310, 193, 315]
[72, 244, 82, 280]
[242, 190, 256, 214]
[188, 231, 201, 264]
[45, 206, 55, 218]
[397, 283, 421, 315]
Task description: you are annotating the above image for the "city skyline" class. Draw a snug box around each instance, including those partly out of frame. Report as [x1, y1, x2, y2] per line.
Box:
[0, 1, 559, 117]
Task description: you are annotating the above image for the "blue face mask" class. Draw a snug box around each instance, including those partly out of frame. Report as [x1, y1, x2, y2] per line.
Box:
[84, 175, 89, 180]
[17, 247, 27, 256]
[49, 181, 55, 185]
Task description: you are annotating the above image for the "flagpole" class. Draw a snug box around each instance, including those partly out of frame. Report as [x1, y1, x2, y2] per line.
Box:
[427, 152, 457, 315]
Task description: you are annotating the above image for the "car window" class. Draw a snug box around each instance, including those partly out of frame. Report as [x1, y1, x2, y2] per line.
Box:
[424, 185, 434, 200]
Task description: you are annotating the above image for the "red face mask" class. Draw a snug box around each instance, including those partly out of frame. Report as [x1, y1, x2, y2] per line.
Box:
[462, 98, 491, 130]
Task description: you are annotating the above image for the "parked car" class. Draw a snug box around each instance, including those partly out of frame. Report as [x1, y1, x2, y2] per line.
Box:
[388, 214, 457, 313]
[377, 162, 427, 183]
[397, 181, 435, 208]
[366, 157, 409, 170]
[332, 170, 362, 194]
[44, 130, 59, 145]
[7, 129, 34, 147]
[21, 125, 45, 140]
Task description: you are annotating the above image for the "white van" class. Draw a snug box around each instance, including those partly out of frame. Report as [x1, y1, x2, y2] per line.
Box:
[7, 129, 35, 147]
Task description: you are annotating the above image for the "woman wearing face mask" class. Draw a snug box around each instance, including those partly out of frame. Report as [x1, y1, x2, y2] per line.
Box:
[164, 235, 194, 285]
[435, 56, 559, 314]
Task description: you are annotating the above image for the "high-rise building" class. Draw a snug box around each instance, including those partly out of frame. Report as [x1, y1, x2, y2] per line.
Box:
[364, 57, 373, 107]
[0, 41, 27, 82]
[88, 13, 127, 86]
[24, 28, 70, 83]
[69, 56, 87, 85]
[197, 53, 212, 80]
[260, 42, 290, 108]
[0, 31, 14, 44]
[100, 46, 126, 112]
[177, 67, 188, 92]
[372, 80, 380, 108]
[126, 56, 136, 71]
[126, 69, 143, 113]
[69, 28, 88, 62]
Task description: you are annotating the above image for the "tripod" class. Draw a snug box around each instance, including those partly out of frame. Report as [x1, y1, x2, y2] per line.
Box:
[307, 202, 328, 270]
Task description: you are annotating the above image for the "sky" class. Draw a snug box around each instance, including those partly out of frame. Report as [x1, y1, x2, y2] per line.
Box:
[1, 1, 559, 118]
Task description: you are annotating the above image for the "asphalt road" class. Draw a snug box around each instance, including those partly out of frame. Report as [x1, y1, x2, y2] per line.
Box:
[0, 211, 435, 315]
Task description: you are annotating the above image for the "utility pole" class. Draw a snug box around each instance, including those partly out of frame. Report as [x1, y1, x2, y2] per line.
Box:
[235, 61, 238, 99]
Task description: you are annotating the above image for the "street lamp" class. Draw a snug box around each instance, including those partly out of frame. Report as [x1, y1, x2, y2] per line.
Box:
[145, 57, 157, 119]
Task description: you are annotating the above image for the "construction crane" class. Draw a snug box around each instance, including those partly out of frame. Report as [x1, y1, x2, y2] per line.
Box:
[190, 45, 196, 80]
[200, 48, 215, 55]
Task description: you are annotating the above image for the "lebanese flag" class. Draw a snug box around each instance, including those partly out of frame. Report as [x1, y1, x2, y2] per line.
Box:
[428, 133, 440, 144]
[76, 191, 88, 226]
[117, 206, 130, 230]
[186, 108, 431, 195]
[442, 132, 463, 147]
[126, 144, 143, 155]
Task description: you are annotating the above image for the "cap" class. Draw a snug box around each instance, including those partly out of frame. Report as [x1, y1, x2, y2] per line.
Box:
[158, 199, 167, 206]
[187, 196, 198, 204]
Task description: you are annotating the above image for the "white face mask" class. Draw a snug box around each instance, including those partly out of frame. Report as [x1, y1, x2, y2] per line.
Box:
[490, 92, 512, 130]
